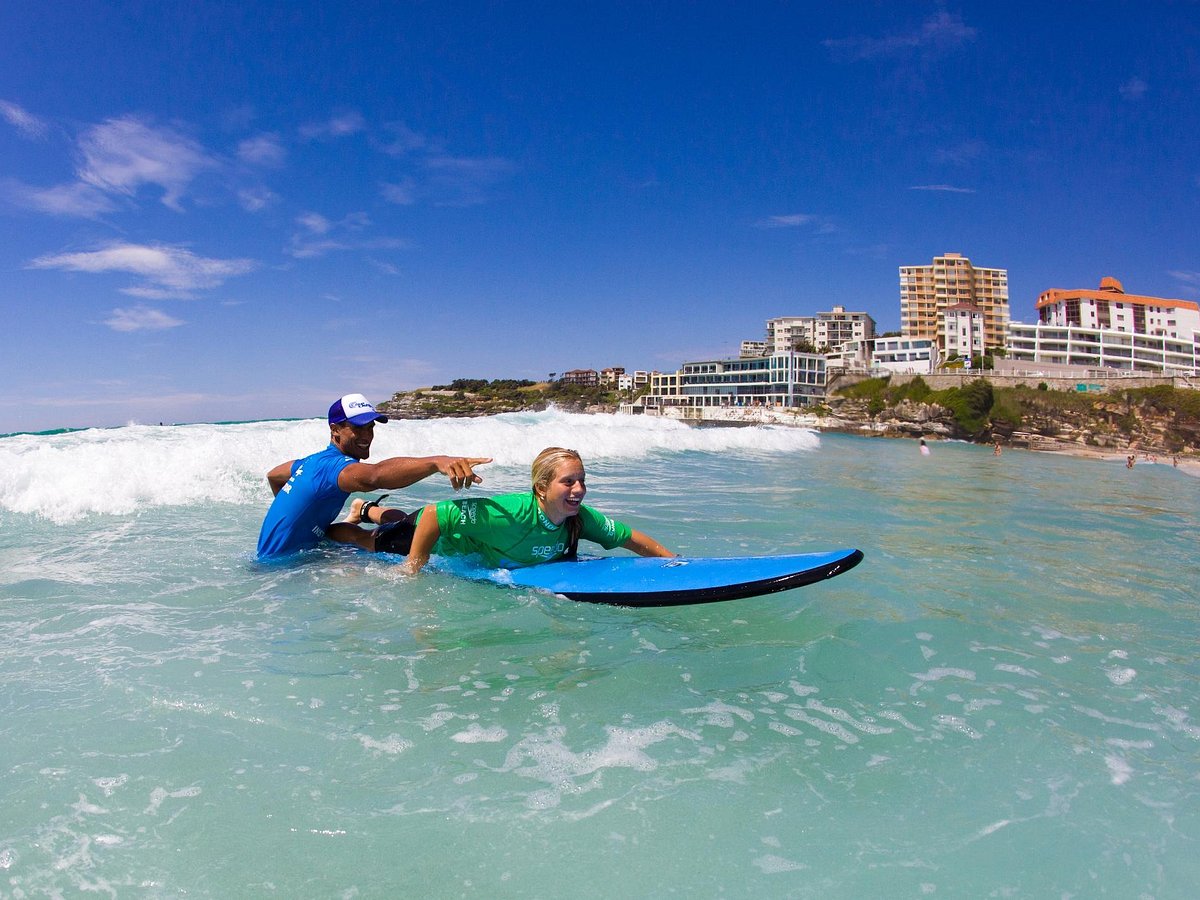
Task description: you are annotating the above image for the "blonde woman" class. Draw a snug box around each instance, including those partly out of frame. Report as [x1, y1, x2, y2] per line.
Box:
[401, 447, 673, 574]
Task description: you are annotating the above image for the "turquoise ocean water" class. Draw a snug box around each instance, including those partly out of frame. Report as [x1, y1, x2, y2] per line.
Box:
[1, 409, 1198, 897]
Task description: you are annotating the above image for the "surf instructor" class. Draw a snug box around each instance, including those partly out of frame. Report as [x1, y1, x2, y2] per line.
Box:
[256, 393, 491, 559]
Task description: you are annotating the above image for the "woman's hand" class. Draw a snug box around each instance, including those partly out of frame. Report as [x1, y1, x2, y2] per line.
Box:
[401, 505, 441, 574]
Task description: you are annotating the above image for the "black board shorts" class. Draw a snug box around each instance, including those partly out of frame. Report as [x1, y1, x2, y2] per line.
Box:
[374, 512, 418, 555]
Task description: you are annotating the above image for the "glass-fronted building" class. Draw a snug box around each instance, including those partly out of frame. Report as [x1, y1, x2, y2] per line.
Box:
[647, 352, 826, 409]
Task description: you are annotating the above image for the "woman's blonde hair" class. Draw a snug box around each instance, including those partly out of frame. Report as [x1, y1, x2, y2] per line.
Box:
[531, 447, 583, 498]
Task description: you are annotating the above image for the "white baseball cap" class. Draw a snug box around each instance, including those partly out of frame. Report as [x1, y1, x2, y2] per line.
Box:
[328, 393, 389, 426]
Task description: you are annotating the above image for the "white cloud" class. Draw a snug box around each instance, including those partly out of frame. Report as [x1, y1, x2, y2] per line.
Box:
[287, 237, 346, 259]
[77, 116, 217, 211]
[909, 184, 976, 193]
[1169, 270, 1200, 294]
[300, 111, 366, 139]
[238, 186, 279, 212]
[824, 12, 977, 62]
[381, 179, 417, 205]
[237, 132, 286, 166]
[1119, 77, 1148, 101]
[2, 179, 117, 217]
[288, 234, 407, 260]
[103, 305, 185, 332]
[287, 211, 390, 258]
[369, 258, 402, 276]
[754, 214, 816, 229]
[0, 100, 48, 138]
[297, 212, 333, 234]
[30, 242, 255, 298]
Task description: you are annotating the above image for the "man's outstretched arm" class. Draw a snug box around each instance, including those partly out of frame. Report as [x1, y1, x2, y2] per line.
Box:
[338, 456, 492, 493]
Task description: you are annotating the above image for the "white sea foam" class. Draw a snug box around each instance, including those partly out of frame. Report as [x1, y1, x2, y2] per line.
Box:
[753, 854, 807, 873]
[782, 707, 859, 743]
[143, 785, 201, 815]
[495, 720, 700, 809]
[451, 723, 508, 743]
[683, 700, 755, 728]
[1106, 754, 1133, 785]
[1105, 667, 1137, 686]
[356, 733, 414, 755]
[0, 409, 819, 522]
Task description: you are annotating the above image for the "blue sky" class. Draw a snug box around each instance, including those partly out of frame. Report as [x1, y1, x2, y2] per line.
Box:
[2, 2, 1198, 433]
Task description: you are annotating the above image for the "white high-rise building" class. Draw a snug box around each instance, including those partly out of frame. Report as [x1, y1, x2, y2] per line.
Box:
[1007, 277, 1200, 373]
[764, 306, 876, 354]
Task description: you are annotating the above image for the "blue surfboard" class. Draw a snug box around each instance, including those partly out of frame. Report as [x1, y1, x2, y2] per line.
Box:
[494, 549, 864, 607]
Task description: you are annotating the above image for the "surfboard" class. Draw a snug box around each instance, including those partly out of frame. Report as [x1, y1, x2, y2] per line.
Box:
[495, 548, 864, 607]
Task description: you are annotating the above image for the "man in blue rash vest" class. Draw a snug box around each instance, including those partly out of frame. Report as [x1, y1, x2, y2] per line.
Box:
[256, 393, 491, 559]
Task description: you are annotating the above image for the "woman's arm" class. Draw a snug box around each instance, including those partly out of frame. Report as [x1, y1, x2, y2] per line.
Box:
[621, 528, 675, 559]
[401, 505, 441, 574]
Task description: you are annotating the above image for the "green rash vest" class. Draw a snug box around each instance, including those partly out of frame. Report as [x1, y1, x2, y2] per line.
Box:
[427, 492, 632, 568]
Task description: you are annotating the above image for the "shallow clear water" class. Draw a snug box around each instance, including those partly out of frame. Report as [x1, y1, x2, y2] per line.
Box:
[2, 410, 1198, 897]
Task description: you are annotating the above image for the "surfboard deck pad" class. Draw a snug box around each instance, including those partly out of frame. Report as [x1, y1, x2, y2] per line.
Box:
[493, 549, 864, 607]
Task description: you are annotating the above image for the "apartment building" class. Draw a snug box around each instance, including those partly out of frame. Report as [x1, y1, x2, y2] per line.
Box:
[872, 337, 936, 375]
[1034, 277, 1199, 336]
[764, 306, 876, 353]
[944, 303, 986, 360]
[900, 252, 1009, 354]
[559, 369, 599, 386]
[1007, 277, 1200, 373]
[816, 305, 877, 349]
[616, 370, 651, 391]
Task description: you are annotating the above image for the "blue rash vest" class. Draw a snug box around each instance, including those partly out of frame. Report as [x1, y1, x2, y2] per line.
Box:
[256, 444, 357, 558]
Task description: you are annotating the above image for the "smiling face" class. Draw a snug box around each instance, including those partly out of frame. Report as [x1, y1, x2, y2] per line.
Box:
[331, 421, 376, 460]
[535, 458, 587, 525]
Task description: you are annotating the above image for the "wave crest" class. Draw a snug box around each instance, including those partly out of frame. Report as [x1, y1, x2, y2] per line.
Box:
[0, 409, 818, 521]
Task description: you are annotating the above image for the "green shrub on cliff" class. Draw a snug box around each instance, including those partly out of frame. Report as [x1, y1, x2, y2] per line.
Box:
[1129, 385, 1200, 420]
[931, 379, 994, 436]
[838, 377, 890, 402]
[896, 376, 932, 403]
[837, 376, 932, 406]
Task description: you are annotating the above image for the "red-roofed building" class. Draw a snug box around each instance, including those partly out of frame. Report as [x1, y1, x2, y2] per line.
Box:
[1008, 278, 1200, 374]
[1035, 277, 1199, 337]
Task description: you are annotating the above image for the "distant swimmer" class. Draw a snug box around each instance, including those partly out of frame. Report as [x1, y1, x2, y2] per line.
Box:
[256, 393, 492, 559]
[1126, 454, 1135, 469]
[993, 442, 1002, 456]
[919, 438, 931, 456]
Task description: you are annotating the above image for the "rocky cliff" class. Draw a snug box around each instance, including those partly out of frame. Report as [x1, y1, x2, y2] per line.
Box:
[822, 389, 1199, 455]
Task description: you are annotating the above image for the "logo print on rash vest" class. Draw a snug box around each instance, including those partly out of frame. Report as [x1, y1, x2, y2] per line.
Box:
[457, 500, 478, 526]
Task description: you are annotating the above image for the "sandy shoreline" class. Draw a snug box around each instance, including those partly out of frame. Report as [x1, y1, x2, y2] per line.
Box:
[991, 442, 1200, 477]
[653, 408, 1199, 476]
